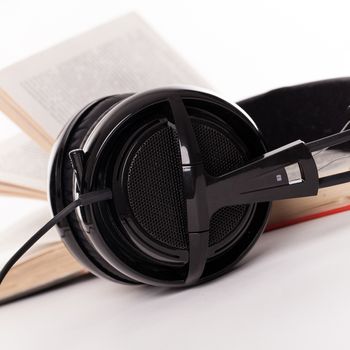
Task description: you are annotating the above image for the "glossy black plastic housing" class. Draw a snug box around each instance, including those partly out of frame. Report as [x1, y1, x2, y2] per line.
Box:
[207, 140, 319, 212]
[49, 96, 138, 284]
[56, 87, 271, 287]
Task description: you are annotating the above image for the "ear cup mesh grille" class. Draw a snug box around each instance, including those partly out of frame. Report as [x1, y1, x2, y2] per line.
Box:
[127, 116, 249, 250]
[209, 205, 248, 246]
[191, 120, 246, 177]
[127, 126, 188, 249]
[191, 120, 249, 246]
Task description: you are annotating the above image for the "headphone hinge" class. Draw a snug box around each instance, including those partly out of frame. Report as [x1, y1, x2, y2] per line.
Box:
[69, 149, 85, 193]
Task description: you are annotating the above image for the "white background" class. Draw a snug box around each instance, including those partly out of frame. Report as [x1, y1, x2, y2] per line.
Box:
[1, 0, 350, 349]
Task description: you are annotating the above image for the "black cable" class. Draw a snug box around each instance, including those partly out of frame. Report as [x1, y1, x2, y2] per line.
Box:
[319, 171, 350, 188]
[307, 128, 350, 152]
[0, 189, 112, 285]
[306, 119, 350, 188]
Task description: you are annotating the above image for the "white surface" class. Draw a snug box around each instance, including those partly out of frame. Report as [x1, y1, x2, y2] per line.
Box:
[1, 0, 350, 349]
[2, 213, 350, 349]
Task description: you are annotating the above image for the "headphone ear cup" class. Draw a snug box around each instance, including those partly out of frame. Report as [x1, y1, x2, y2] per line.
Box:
[51, 87, 271, 287]
[50, 94, 138, 284]
[83, 90, 271, 285]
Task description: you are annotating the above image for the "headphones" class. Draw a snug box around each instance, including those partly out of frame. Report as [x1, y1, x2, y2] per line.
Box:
[2, 78, 350, 288]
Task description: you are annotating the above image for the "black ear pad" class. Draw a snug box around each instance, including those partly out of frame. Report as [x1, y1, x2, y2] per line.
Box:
[238, 78, 350, 150]
[51, 94, 138, 284]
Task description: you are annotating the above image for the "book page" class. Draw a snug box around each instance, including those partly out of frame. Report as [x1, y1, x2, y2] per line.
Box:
[0, 12, 209, 144]
[313, 149, 350, 176]
[0, 134, 48, 192]
[0, 205, 57, 267]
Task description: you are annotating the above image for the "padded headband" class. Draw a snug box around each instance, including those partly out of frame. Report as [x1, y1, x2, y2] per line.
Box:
[238, 78, 350, 151]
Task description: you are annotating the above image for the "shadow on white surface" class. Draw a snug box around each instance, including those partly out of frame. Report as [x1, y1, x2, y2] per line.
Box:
[1, 210, 350, 349]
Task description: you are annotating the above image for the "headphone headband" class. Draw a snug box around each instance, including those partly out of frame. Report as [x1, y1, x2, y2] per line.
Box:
[239, 77, 350, 150]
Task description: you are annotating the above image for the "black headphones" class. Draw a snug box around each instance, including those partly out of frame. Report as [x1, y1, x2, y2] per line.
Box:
[2, 78, 350, 288]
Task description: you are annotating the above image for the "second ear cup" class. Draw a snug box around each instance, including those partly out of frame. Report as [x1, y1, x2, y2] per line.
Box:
[50, 94, 138, 284]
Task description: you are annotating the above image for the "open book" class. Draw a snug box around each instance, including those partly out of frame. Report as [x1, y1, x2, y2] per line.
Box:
[0, 12, 207, 150]
[1, 12, 350, 304]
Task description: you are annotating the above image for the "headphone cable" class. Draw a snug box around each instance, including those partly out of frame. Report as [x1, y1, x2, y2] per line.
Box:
[0, 189, 112, 285]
